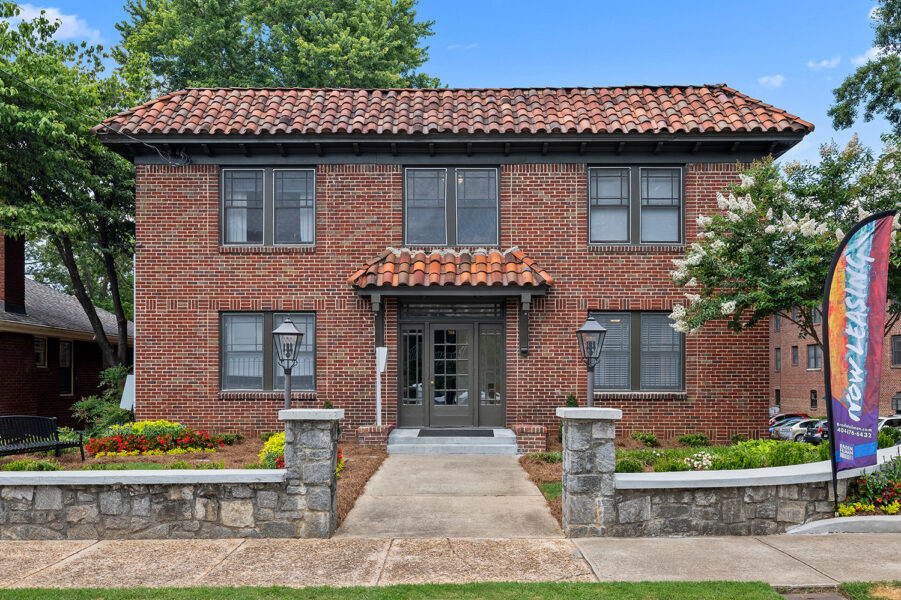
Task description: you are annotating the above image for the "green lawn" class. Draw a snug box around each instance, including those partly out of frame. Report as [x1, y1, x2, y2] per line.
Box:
[841, 581, 901, 599]
[0, 582, 784, 599]
[539, 482, 562, 500]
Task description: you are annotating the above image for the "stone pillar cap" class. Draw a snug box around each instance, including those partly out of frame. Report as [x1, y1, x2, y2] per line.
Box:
[278, 409, 345, 421]
[556, 407, 622, 420]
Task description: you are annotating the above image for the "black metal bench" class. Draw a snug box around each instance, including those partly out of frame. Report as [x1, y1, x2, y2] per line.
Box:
[0, 416, 84, 461]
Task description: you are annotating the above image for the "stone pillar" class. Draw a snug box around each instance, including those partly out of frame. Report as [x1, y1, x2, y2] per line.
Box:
[279, 408, 343, 538]
[556, 407, 622, 537]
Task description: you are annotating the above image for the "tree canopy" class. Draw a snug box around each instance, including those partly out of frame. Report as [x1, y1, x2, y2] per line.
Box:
[114, 0, 441, 93]
[668, 136, 901, 346]
[0, 1, 140, 366]
[830, 0, 901, 135]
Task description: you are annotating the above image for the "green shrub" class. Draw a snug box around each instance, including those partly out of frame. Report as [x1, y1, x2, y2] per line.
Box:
[527, 451, 562, 464]
[878, 427, 901, 449]
[818, 441, 831, 461]
[167, 460, 191, 469]
[2, 459, 61, 471]
[730, 433, 749, 445]
[565, 393, 579, 408]
[631, 431, 659, 447]
[71, 365, 133, 436]
[165, 460, 224, 470]
[193, 461, 225, 470]
[615, 458, 644, 473]
[678, 433, 710, 448]
[654, 456, 690, 472]
[260, 431, 279, 443]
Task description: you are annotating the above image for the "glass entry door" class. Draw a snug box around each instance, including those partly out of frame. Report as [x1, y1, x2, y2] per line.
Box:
[429, 324, 474, 427]
[398, 314, 505, 428]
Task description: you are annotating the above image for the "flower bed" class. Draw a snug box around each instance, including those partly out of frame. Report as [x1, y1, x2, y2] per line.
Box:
[86, 420, 238, 457]
[257, 431, 345, 476]
[839, 455, 901, 516]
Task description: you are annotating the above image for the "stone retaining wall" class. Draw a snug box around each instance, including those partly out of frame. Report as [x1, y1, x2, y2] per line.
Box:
[609, 479, 847, 537]
[0, 409, 342, 540]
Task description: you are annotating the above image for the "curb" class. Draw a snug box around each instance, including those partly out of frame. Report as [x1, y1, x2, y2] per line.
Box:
[786, 516, 901, 535]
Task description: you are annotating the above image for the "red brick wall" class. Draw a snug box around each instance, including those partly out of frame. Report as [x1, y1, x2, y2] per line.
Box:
[134, 161, 769, 442]
[770, 315, 901, 416]
[0, 334, 104, 427]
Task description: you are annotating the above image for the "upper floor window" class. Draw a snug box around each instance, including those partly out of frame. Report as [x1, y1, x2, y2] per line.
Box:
[588, 166, 682, 245]
[404, 167, 498, 246]
[807, 344, 822, 370]
[774, 314, 781, 332]
[791, 345, 799, 366]
[893, 335, 901, 366]
[812, 307, 822, 325]
[222, 169, 315, 246]
[590, 311, 684, 392]
[774, 347, 781, 372]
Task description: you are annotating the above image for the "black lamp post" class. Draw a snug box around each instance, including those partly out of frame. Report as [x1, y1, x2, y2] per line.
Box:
[273, 318, 303, 411]
[576, 317, 607, 407]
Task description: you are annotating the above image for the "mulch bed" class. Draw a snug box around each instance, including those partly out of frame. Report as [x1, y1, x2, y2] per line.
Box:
[0, 436, 387, 528]
[519, 452, 563, 526]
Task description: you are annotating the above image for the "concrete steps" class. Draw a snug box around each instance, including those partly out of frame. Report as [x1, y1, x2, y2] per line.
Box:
[387, 428, 518, 455]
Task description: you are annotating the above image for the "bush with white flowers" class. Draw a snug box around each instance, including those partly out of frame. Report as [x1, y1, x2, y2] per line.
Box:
[668, 135, 901, 345]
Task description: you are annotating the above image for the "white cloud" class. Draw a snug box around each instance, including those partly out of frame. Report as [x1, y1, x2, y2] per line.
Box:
[9, 4, 101, 43]
[852, 47, 885, 66]
[447, 42, 478, 51]
[807, 56, 840, 69]
[870, 5, 881, 20]
[758, 74, 785, 89]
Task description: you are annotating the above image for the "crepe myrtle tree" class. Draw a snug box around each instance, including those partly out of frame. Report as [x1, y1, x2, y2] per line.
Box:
[668, 135, 901, 349]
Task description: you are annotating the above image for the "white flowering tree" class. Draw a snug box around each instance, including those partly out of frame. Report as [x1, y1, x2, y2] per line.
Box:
[670, 136, 901, 348]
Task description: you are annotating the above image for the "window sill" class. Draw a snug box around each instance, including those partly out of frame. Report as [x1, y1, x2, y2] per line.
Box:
[219, 391, 318, 401]
[588, 244, 684, 254]
[806, 368, 822, 372]
[594, 391, 688, 401]
[219, 245, 316, 255]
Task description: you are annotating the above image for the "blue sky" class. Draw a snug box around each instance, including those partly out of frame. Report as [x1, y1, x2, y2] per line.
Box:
[15, 0, 890, 163]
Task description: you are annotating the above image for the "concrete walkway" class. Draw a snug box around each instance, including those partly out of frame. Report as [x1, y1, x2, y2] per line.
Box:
[335, 454, 562, 538]
[1, 534, 900, 588]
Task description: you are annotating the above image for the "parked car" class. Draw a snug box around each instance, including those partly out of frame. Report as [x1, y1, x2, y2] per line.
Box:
[769, 412, 810, 427]
[802, 420, 830, 445]
[773, 418, 820, 442]
[769, 417, 804, 437]
[878, 415, 901, 431]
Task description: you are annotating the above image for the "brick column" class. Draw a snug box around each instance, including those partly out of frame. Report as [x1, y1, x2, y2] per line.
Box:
[556, 407, 622, 537]
[279, 408, 343, 538]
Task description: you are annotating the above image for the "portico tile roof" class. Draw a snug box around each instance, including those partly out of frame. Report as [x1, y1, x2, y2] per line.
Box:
[348, 247, 554, 289]
[94, 85, 813, 137]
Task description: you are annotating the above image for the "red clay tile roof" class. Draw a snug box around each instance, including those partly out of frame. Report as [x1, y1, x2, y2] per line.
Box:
[348, 247, 554, 289]
[95, 85, 813, 137]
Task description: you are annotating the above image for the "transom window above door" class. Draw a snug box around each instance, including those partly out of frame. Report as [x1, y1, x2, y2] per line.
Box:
[588, 166, 683, 245]
[404, 167, 499, 246]
[222, 168, 315, 246]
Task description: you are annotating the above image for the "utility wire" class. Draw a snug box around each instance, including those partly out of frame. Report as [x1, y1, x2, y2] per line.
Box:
[0, 64, 189, 167]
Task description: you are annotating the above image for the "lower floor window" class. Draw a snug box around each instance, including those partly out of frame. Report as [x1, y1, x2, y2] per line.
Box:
[221, 312, 315, 391]
[807, 344, 822, 370]
[59, 340, 73, 396]
[590, 311, 684, 391]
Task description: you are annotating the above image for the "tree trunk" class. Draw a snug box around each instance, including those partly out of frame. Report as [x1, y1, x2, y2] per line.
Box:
[52, 236, 119, 367]
[97, 223, 131, 366]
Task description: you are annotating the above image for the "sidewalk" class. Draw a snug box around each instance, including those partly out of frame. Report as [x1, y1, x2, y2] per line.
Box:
[2, 534, 899, 588]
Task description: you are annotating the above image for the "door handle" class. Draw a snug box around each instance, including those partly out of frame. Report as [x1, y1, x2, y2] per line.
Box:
[430, 380, 434, 385]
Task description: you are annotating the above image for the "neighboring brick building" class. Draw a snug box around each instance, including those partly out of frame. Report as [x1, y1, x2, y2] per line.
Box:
[770, 312, 901, 417]
[95, 85, 813, 446]
[0, 233, 134, 426]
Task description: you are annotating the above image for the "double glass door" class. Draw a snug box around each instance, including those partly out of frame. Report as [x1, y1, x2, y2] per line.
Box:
[399, 321, 504, 428]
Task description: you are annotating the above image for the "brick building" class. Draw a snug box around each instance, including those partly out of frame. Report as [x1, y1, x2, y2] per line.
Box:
[769, 312, 901, 416]
[0, 233, 134, 426]
[95, 85, 813, 447]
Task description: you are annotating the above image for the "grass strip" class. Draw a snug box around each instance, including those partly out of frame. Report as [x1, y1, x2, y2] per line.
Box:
[539, 482, 562, 501]
[0, 582, 784, 600]
[841, 581, 901, 599]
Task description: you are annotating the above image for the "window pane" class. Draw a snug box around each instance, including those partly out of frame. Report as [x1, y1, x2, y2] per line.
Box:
[589, 169, 629, 242]
[640, 168, 680, 243]
[59, 341, 72, 395]
[224, 171, 263, 244]
[274, 171, 314, 244]
[402, 328, 424, 405]
[640, 313, 683, 390]
[893, 336, 901, 365]
[273, 313, 315, 390]
[222, 314, 264, 389]
[775, 348, 781, 372]
[406, 169, 446, 245]
[456, 169, 498, 245]
[792, 346, 798, 365]
[592, 313, 631, 390]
